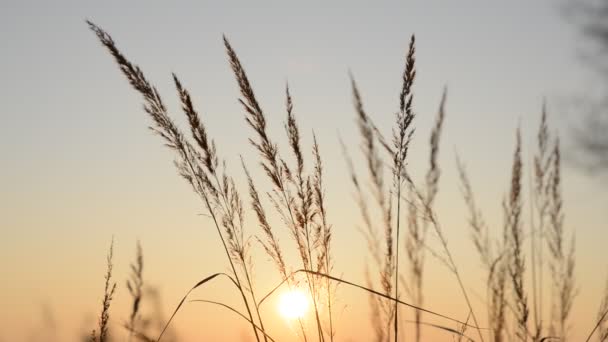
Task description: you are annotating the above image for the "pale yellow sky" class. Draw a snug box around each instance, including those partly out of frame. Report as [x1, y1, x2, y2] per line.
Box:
[1, 0, 607, 341]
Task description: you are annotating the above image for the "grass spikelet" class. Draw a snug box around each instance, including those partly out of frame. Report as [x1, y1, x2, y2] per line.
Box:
[352, 76, 396, 339]
[547, 138, 576, 340]
[225, 36, 327, 341]
[223, 36, 283, 191]
[504, 128, 529, 341]
[457, 156, 507, 342]
[91, 239, 116, 342]
[392, 35, 416, 342]
[312, 134, 335, 341]
[126, 241, 144, 342]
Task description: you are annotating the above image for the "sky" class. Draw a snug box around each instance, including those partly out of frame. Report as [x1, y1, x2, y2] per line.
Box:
[1, 0, 607, 341]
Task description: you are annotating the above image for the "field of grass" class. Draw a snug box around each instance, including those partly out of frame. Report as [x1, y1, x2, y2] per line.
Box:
[79, 21, 608, 342]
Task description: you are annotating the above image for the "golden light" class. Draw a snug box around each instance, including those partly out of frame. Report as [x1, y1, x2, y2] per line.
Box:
[278, 289, 309, 319]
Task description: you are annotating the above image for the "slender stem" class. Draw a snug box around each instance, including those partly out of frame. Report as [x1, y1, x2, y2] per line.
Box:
[183, 156, 261, 342]
[325, 249, 334, 342]
[303, 214, 326, 342]
[212, 173, 269, 342]
[394, 179, 402, 342]
[243, 268, 269, 342]
[414, 188, 485, 342]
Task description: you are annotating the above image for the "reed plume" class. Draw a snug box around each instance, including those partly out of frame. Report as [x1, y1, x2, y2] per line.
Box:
[407, 86, 446, 342]
[529, 105, 550, 340]
[86, 21, 599, 342]
[457, 157, 507, 342]
[393, 35, 416, 342]
[243, 160, 287, 278]
[350, 76, 395, 341]
[126, 241, 144, 342]
[504, 128, 529, 341]
[91, 239, 117, 342]
[224, 36, 329, 342]
[340, 137, 387, 342]
[546, 138, 576, 340]
[312, 134, 335, 341]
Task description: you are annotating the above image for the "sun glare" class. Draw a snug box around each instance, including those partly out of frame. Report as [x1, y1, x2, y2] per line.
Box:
[278, 289, 309, 320]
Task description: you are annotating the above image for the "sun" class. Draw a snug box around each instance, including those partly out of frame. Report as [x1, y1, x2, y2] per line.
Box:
[278, 289, 309, 319]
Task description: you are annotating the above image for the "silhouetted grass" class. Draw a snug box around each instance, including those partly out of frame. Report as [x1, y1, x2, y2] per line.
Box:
[85, 20, 608, 342]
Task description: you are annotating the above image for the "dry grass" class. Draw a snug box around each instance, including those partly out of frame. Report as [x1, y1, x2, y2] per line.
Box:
[90, 239, 117, 342]
[84, 20, 608, 342]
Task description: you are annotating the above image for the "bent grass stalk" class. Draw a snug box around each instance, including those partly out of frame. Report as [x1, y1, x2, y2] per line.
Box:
[88, 21, 262, 342]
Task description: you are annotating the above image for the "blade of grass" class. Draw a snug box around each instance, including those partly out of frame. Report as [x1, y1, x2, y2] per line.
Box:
[156, 272, 240, 342]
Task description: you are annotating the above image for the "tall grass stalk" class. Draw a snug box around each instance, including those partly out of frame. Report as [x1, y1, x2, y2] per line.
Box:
[126, 241, 144, 342]
[546, 137, 576, 340]
[457, 157, 507, 342]
[90, 239, 117, 342]
[223, 36, 328, 342]
[392, 34, 416, 342]
[349, 76, 395, 341]
[88, 21, 262, 342]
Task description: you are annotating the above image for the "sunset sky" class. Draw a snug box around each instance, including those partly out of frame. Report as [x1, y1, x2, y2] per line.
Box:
[1, 1, 607, 341]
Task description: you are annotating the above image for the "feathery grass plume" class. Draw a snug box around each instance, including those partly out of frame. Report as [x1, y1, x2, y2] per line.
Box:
[175, 72, 269, 342]
[405, 184, 425, 340]
[173, 74, 218, 175]
[243, 160, 307, 342]
[456, 157, 507, 342]
[529, 105, 551, 341]
[350, 76, 396, 340]
[406, 87, 446, 342]
[283, 84, 316, 274]
[546, 139, 576, 340]
[174, 74, 265, 342]
[224, 36, 326, 341]
[404, 141, 485, 342]
[244, 157, 309, 342]
[353, 76, 394, 303]
[504, 128, 529, 341]
[287, 94, 324, 342]
[223, 36, 282, 191]
[456, 157, 492, 268]
[489, 260, 508, 342]
[127, 241, 144, 342]
[243, 159, 287, 277]
[393, 35, 416, 342]
[88, 21, 262, 342]
[340, 137, 386, 342]
[283, 85, 325, 341]
[312, 134, 336, 341]
[91, 239, 117, 342]
[424, 88, 445, 207]
[283, 87, 326, 342]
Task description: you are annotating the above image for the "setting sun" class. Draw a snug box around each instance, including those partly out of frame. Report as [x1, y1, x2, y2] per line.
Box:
[278, 289, 309, 320]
